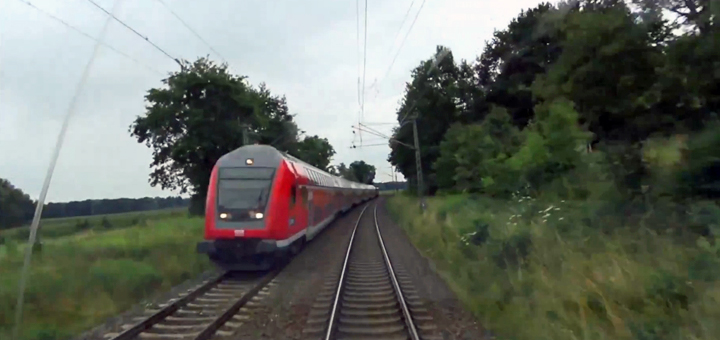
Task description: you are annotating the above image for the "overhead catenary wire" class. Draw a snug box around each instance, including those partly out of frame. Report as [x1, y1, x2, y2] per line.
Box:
[379, 0, 426, 89]
[12, 1, 121, 339]
[367, 0, 416, 100]
[360, 0, 368, 122]
[13, 0, 163, 75]
[153, 0, 229, 66]
[84, 0, 180, 65]
[359, 122, 392, 139]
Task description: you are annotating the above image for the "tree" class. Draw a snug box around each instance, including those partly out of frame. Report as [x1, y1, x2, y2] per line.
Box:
[532, 1, 669, 143]
[129, 57, 332, 214]
[0, 178, 35, 230]
[475, 2, 563, 129]
[335, 163, 358, 182]
[631, 0, 716, 34]
[434, 107, 522, 193]
[291, 135, 336, 171]
[388, 46, 468, 195]
[348, 161, 377, 184]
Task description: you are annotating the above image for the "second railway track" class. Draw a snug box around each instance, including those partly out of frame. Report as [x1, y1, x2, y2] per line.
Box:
[106, 269, 280, 340]
[304, 203, 441, 340]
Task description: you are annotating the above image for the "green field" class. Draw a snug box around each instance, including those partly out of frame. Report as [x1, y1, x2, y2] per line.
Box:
[388, 194, 720, 340]
[0, 208, 186, 244]
[0, 209, 211, 340]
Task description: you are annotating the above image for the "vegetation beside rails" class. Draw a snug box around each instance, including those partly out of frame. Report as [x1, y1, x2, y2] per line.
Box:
[0, 215, 211, 340]
[387, 194, 720, 340]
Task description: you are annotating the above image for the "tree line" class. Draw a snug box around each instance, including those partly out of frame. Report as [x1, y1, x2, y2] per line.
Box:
[388, 0, 718, 208]
[0, 178, 188, 230]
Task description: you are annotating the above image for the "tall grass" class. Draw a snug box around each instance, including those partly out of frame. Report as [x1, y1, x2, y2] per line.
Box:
[387, 194, 720, 340]
[0, 215, 211, 340]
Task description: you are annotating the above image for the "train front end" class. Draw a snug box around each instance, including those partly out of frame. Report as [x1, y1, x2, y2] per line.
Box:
[197, 145, 285, 271]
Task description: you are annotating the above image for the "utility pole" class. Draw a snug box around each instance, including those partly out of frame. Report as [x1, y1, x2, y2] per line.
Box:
[412, 118, 426, 211]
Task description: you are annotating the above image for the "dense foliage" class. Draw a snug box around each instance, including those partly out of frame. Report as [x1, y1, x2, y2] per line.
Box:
[389, 0, 719, 201]
[387, 1, 720, 339]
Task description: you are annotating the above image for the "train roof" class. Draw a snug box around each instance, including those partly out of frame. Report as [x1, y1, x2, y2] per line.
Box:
[217, 144, 376, 190]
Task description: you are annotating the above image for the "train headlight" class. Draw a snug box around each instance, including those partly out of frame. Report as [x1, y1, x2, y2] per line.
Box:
[255, 212, 264, 219]
[219, 212, 229, 219]
[246, 158, 254, 165]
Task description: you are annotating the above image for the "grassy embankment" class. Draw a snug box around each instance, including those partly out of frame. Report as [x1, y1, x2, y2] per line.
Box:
[0, 209, 212, 340]
[387, 194, 720, 340]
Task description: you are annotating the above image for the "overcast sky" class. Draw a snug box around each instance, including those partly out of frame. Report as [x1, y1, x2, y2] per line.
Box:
[0, 0, 544, 202]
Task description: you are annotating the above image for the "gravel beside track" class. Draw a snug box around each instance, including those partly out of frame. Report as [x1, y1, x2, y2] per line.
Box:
[300, 203, 442, 340]
[376, 197, 490, 340]
[227, 204, 369, 340]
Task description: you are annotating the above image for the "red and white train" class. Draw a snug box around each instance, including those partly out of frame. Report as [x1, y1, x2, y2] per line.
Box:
[197, 144, 378, 270]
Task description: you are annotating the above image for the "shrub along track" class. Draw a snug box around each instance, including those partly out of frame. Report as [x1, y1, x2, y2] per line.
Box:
[302, 204, 441, 340]
[104, 269, 280, 340]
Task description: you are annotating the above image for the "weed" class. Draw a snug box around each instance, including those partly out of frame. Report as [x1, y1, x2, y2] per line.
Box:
[388, 194, 720, 340]
[0, 215, 211, 340]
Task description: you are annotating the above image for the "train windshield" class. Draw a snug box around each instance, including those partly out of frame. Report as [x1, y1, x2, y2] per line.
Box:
[217, 167, 275, 213]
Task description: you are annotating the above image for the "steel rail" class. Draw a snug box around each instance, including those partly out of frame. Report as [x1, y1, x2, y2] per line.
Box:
[323, 203, 371, 340]
[109, 271, 229, 340]
[374, 203, 420, 340]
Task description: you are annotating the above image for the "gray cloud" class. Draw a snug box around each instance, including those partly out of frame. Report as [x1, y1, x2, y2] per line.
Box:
[0, 0, 544, 202]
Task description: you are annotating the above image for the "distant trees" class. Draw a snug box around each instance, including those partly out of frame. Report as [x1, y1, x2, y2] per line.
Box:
[0, 177, 188, 230]
[130, 58, 338, 214]
[331, 161, 376, 184]
[348, 161, 376, 184]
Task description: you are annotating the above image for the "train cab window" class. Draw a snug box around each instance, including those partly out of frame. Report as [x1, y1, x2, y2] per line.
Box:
[217, 167, 275, 221]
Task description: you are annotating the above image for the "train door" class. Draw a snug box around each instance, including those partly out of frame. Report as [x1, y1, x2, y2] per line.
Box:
[307, 189, 314, 229]
[288, 180, 299, 232]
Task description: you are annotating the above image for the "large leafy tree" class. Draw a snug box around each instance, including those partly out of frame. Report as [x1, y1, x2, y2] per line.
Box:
[129, 57, 332, 214]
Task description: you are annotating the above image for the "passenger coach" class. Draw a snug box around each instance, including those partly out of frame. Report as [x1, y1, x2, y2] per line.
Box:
[197, 144, 378, 270]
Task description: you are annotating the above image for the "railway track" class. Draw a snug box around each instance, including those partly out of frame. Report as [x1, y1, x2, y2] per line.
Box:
[303, 203, 441, 340]
[105, 270, 280, 340]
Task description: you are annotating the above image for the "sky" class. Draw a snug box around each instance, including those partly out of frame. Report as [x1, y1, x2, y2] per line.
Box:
[0, 0, 545, 203]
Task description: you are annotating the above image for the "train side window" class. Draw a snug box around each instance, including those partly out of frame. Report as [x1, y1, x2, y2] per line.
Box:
[290, 184, 297, 206]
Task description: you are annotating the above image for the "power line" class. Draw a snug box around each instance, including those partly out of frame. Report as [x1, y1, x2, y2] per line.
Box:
[13, 0, 163, 75]
[381, 0, 426, 85]
[368, 0, 415, 99]
[389, 1, 416, 58]
[359, 122, 391, 139]
[84, 0, 180, 65]
[356, 0, 361, 108]
[360, 0, 369, 122]
[153, 0, 228, 65]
